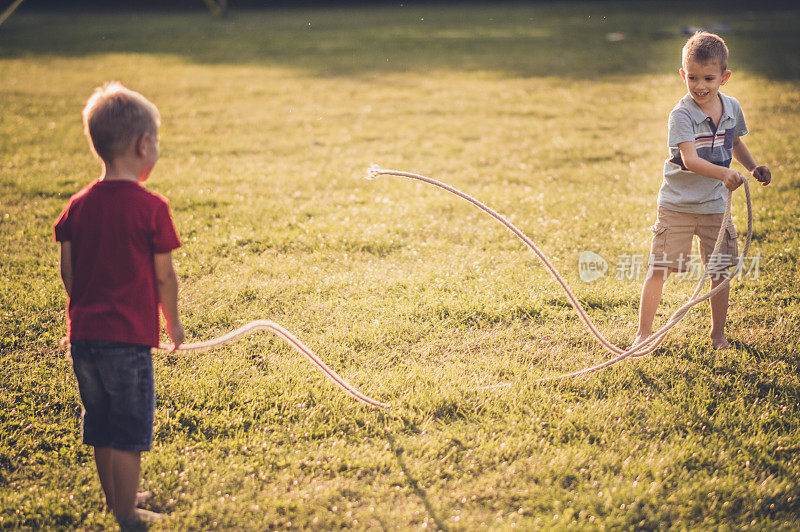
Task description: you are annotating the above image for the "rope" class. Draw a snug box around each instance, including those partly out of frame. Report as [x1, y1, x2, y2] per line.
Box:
[157, 320, 388, 409]
[0, 0, 25, 27]
[365, 165, 752, 382]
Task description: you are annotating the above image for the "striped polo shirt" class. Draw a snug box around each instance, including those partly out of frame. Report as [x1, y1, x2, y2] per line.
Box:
[658, 92, 748, 214]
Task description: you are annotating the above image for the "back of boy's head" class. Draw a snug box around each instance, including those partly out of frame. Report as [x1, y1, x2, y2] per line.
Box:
[682, 31, 729, 72]
[82, 82, 160, 163]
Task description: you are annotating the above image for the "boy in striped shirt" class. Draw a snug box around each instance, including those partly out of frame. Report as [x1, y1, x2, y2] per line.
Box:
[635, 32, 771, 350]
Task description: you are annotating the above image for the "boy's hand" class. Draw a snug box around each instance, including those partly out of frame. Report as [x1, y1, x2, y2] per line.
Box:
[722, 169, 745, 191]
[752, 165, 772, 186]
[168, 322, 185, 353]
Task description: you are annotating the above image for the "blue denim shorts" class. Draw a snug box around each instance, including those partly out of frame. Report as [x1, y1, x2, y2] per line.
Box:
[71, 341, 155, 451]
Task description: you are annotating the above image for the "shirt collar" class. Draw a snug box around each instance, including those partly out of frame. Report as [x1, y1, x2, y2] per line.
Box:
[681, 92, 733, 125]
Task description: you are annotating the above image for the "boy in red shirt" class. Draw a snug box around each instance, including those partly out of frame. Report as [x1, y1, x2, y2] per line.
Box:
[54, 82, 184, 525]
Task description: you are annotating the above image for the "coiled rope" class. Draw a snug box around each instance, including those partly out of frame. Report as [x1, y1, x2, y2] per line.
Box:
[365, 165, 752, 382]
[157, 320, 388, 409]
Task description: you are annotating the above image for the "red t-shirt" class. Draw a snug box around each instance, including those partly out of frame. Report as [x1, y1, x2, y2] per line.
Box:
[54, 179, 180, 347]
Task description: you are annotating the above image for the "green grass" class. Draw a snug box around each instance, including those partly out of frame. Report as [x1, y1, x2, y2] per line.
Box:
[2, 2, 800, 529]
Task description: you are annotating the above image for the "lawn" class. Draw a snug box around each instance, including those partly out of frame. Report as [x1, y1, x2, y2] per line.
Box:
[1, 1, 799, 529]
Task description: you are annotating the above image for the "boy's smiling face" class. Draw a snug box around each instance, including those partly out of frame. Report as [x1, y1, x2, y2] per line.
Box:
[680, 59, 731, 108]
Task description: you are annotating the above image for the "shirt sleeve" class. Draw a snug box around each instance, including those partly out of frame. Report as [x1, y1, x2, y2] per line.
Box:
[152, 200, 181, 254]
[734, 102, 749, 137]
[53, 205, 72, 242]
[667, 108, 696, 147]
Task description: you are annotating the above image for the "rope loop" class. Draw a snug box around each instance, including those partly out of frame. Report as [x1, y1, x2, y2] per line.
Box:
[158, 320, 388, 409]
[366, 166, 753, 382]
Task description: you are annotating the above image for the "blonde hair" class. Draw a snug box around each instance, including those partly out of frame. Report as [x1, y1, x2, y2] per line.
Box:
[82, 82, 160, 162]
[682, 31, 729, 72]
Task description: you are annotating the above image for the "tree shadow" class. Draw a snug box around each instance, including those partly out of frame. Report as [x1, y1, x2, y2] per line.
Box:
[1, 3, 798, 80]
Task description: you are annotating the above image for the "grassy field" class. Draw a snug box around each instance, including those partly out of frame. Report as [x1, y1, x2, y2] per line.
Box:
[2, 2, 799, 529]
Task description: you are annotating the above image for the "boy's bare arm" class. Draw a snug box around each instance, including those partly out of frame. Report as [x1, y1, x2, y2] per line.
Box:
[679, 141, 744, 190]
[59, 241, 73, 297]
[733, 137, 772, 186]
[154, 252, 185, 349]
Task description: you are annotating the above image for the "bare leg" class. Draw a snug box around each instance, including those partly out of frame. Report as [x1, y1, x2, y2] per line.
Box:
[110, 450, 164, 525]
[709, 275, 730, 349]
[94, 447, 115, 513]
[111, 450, 141, 523]
[635, 267, 670, 345]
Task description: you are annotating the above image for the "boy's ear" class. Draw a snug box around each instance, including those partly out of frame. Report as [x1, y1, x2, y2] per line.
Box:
[134, 133, 148, 157]
[722, 70, 731, 85]
[679, 68, 687, 82]
[134, 132, 154, 157]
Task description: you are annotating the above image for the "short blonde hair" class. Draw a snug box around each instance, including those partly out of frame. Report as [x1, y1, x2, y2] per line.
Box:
[682, 31, 728, 72]
[82, 82, 160, 162]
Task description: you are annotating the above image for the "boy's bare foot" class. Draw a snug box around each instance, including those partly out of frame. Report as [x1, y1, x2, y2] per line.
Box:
[628, 334, 649, 358]
[136, 491, 153, 507]
[711, 337, 730, 350]
[134, 508, 164, 522]
[119, 508, 165, 529]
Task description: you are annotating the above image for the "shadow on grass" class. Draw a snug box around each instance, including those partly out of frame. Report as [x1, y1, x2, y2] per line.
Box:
[1, 3, 799, 79]
[729, 339, 772, 360]
[119, 519, 152, 532]
[384, 422, 449, 532]
[628, 342, 800, 402]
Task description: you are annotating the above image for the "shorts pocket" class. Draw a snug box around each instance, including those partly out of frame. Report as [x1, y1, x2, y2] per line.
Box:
[649, 220, 669, 258]
[725, 225, 739, 259]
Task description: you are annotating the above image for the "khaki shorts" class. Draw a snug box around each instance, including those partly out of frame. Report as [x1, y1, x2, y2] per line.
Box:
[648, 206, 739, 275]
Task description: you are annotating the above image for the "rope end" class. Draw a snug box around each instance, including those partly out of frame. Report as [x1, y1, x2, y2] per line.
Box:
[364, 164, 384, 180]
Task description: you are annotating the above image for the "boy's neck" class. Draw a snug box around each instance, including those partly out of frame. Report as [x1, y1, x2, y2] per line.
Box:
[100, 159, 145, 183]
[101, 171, 140, 183]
